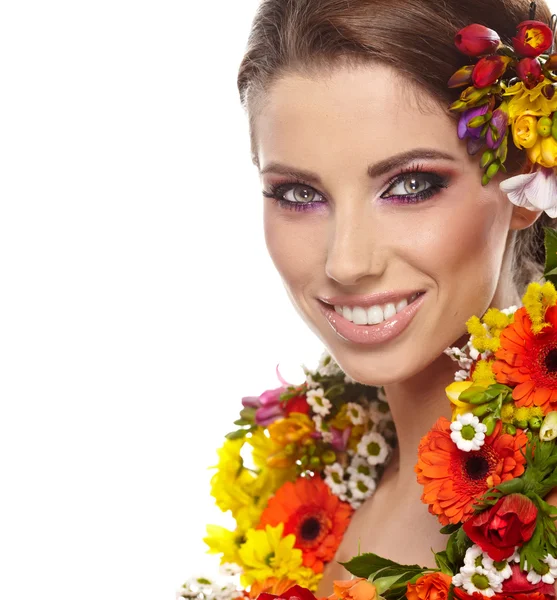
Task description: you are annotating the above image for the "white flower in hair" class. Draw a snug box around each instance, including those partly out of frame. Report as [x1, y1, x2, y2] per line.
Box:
[500, 167, 557, 218]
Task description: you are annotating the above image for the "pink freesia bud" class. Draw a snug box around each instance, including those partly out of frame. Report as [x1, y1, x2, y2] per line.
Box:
[486, 108, 509, 149]
[455, 24, 501, 56]
[513, 20, 553, 57]
[472, 55, 511, 88]
[517, 57, 545, 89]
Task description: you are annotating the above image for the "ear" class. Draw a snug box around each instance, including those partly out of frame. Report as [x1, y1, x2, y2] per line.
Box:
[509, 204, 543, 231]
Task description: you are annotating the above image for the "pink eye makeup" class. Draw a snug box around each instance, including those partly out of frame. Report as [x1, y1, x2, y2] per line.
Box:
[262, 165, 450, 211]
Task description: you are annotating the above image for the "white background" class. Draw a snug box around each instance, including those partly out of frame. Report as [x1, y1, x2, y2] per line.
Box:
[1, 1, 556, 599]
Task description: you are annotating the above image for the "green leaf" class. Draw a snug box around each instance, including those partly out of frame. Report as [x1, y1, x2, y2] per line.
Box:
[374, 573, 414, 595]
[440, 524, 460, 535]
[434, 551, 454, 575]
[340, 553, 423, 580]
[446, 527, 471, 567]
[544, 228, 557, 285]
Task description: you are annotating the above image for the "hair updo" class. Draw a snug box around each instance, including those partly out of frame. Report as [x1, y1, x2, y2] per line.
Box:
[237, 0, 556, 295]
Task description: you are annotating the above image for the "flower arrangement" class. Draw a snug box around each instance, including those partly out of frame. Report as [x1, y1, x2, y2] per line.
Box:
[448, 14, 557, 216]
[178, 228, 557, 600]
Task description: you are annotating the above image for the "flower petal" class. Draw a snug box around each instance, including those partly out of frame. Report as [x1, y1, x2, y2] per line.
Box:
[524, 168, 557, 212]
[500, 172, 538, 209]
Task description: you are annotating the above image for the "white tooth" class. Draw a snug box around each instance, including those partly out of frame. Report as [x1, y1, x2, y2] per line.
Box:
[334, 305, 342, 314]
[342, 306, 353, 321]
[367, 305, 384, 325]
[383, 303, 396, 320]
[352, 307, 368, 325]
[396, 299, 408, 313]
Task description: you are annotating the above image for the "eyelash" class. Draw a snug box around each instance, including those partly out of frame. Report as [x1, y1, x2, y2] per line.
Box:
[262, 165, 449, 211]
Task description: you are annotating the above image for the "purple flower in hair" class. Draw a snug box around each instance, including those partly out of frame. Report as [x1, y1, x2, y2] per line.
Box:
[486, 108, 508, 150]
[458, 104, 490, 155]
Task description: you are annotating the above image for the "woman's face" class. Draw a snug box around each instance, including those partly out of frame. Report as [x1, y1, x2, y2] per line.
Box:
[254, 63, 516, 385]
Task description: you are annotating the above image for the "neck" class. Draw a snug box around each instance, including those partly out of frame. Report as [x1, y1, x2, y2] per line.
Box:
[383, 351, 456, 485]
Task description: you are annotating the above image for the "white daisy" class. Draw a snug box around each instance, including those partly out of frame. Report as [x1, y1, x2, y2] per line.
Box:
[304, 372, 320, 390]
[345, 402, 366, 425]
[482, 556, 512, 581]
[450, 413, 487, 452]
[528, 555, 557, 585]
[455, 369, 471, 382]
[306, 387, 332, 416]
[347, 455, 377, 480]
[368, 400, 392, 426]
[463, 545, 484, 568]
[357, 431, 390, 465]
[502, 306, 518, 317]
[453, 565, 503, 597]
[324, 463, 348, 496]
[347, 471, 376, 501]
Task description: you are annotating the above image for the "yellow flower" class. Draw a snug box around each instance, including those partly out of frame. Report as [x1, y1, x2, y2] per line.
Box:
[210, 439, 254, 514]
[268, 413, 314, 447]
[204, 524, 246, 565]
[248, 429, 296, 493]
[504, 79, 557, 120]
[472, 360, 496, 387]
[238, 523, 303, 587]
[522, 281, 557, 333]
[512, 114, 539, 149]
[446, 381, 475, 418]
[527, 135, 557, 168]
[330, 405, 352, 430]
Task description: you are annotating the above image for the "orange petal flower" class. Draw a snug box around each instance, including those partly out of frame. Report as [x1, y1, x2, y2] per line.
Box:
[415, 417, 527, 525]
[258, 476, 353, 573]
[407, 573, 452, 600]
[492, 306, 557, 415]
[328, 578, 377, 600]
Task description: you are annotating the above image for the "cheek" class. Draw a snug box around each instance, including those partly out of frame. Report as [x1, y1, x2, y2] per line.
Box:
[263, 204, 326, 291]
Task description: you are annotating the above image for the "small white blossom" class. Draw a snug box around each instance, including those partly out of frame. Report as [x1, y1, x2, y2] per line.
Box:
[357, 432, 390, 465]
[304, 372, 320, 389]
[502, 306, 518, 317]
[306, 387, 332, 416]
[317, 351, 343, 377]
[463, 545, 484, 568]
[368, 400, 392, 426]
[324, 463, 348, 496]
[450, 413, 487, 452]
[482, 556, 512, 581]
[347, 455, 377, 480]
[312, 415, 333, 443]
[455, 369, 471, 382]
[345, 402, 366, 426]
[347, 471, 376, 502]
[344, 373, 358, 384]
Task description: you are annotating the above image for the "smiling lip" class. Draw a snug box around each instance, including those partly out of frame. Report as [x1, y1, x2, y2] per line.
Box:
[319, 289, 423, 308]
[317, 292, 426, 345]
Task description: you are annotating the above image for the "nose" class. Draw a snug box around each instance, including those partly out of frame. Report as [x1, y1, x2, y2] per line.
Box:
[325, 204, 387, 286]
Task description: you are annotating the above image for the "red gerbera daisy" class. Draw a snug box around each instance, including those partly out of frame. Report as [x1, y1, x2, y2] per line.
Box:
[415, 417, 527, 526]
[257, 476, 353, 573]
[492, 306, 557, 414]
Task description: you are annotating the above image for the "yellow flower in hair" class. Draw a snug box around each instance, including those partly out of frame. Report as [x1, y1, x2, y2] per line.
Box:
[204, 524, 246, 565]
[527, 135, 557, 168]
[504, 78, 557, 121]
[512, 114, 539, 149]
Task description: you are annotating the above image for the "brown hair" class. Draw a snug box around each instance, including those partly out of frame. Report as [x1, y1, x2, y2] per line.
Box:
[237, 0, 556, 294]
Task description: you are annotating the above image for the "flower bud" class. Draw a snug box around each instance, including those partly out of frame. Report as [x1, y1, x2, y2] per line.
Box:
[513, 20, 554, 58]
[472, 56, 511, 88]
[482, 415, 497, 436]
[448, 65, 474, 88]
[309, 456, 321, 468]
[542, 84, 556, 100]
[540, 411, 557, 441]
[504, 423, 517, 435]
[516, 57, 544, 90]
[546, 54, 557, 71]
[529, 416, 543, 430]
[515, 419, 529, 429]
[321, 450, 337, 465]
[480, 149, 495, 168]
[486, 162, 500, 179]
[455, 24, 501, 56]
[537, 117, 553, 138]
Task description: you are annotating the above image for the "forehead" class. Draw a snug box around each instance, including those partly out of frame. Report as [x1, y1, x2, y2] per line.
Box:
[254, 64, 462, 174]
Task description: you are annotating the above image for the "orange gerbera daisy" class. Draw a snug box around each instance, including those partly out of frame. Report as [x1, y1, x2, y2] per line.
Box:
[415, 417, 527, 526]
[257, 476, 353, 573]
[492, 306, 557, 414]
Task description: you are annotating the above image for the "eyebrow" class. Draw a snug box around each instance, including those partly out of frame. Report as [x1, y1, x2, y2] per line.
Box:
[259, 148, 457, 183]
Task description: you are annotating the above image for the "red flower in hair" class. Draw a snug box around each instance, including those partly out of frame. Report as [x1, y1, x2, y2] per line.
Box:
[517, 57, 545, 89]
[513, 20, 553, 58]
[455, 24, 501, 56]
[472, 55, 511, 88]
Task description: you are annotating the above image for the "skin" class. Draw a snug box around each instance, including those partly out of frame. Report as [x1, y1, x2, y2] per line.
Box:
[252, 62, 542, 592]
